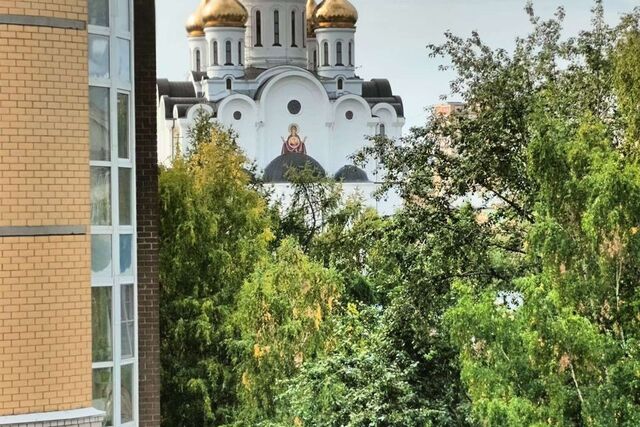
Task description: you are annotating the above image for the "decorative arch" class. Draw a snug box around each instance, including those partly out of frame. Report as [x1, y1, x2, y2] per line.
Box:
[332, 94, 373, 123]
[371, 102, 399, 121]
[185, 103, 215, 122]
[217, 93, 259, 118]
[255, 68, 331, 122]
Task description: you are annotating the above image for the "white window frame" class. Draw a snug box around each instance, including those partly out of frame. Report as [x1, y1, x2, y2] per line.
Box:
[88, 0, 138, 425]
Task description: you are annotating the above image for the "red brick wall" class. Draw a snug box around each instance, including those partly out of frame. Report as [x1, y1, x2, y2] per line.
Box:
[134, 1, 160, 425]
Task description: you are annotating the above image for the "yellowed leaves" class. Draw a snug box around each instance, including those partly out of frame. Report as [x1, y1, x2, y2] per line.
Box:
[242, 371, 251, 390]
[253, 344, 271, 360]
[559, 353, 571, 373]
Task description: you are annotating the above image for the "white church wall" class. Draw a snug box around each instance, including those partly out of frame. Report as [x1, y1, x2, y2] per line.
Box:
[316, 28, 356, 79]
[331, 95, 377, 177]
[257, 72, 331, 173]
[188, 36, 207, 73]
[216, 95, 259, 161]
[269, 182, 402, 217]
[205, 27, 246, 78]
[243, 0, 308, 68]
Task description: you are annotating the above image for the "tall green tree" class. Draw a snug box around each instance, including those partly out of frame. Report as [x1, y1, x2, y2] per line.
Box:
[355, 2, 640, 425]
[229, 238, 343, 426]
[159, 116, 273, 426]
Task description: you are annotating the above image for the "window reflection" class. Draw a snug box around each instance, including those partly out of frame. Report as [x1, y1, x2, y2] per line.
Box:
[91, 167, 111, 225]
[117, 38, 131, 83]
[121, 285, 135, 359]
[92, 287, 113, 362]
[91, 235, 112, 277]
[92, 368, 113, 425]
[89, 34, 110, 79]
[88, 0, 109, 27]
[120, 234, 133, 276]
[90, 87, 110, 161]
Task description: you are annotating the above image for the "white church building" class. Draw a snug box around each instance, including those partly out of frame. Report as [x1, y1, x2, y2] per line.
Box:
[157, 0, 405, 212]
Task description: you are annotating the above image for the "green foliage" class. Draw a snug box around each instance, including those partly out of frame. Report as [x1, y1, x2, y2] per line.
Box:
[275, 304, 433, 427]
[439, 4, 640, 426]
[229, 238, 342, 425]
[159, 4, 640, 427]
[614, 27, 640, 155]
[355, 2, 640, 425]
[159, 115, 273, 426]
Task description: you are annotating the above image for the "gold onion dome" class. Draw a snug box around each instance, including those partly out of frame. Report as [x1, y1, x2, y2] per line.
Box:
[202, 0, 248, 28]
[185, 0, 206, 37]
[314, 0, 358, 29]
[306, 0, 318, 37]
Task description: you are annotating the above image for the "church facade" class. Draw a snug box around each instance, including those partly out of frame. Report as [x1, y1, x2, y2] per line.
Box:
[157, 0, 405, 212]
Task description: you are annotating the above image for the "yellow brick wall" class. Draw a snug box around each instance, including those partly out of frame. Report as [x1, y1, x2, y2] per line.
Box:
[0, 0, 91, 417]
[0, 236, 92, 415]
[0, 1, 85, 22]
[0, 24, 89, 228]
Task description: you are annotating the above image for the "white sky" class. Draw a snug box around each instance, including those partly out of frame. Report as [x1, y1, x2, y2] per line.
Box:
[155, 0, 636, 129]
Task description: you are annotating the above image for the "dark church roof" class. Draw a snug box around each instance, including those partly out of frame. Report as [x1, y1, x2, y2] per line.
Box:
[157, 74, 404, 120]
[334, 165, 369, 182]
[263, 153, 326, 183]
[160, 96, 213, 119]
[362, 79, 404, 118]
[157, 79, 196, 98]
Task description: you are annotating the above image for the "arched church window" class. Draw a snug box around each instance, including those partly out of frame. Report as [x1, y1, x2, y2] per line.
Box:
[273, 10, 281, 46]
[379, 123, 386, 137]
[291, 11, 297, 47]
[213, 41, 219, 66]
[225, 40, 233, 65]
[348, 42, 353, 66]
[238, 41, 243, 65]
[337, 78, 344, 91]
[255, 11, 263, 46]
[336, 41, 343, 66]
[226, 78, 232, 91]
[323, 42, 329, 66]
[195, 49, 201, 72]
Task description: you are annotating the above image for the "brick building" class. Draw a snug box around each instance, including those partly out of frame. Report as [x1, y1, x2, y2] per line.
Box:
[0, 1, 159, 426]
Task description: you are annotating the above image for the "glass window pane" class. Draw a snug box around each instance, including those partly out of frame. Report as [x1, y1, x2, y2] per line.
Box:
[91, 167, 112, 225]
[119, 168, 132, 225]
[117, 0, 130, 32]
[117, 93, 129, 159]
[89, 34, 110, 79]
[117, 38, 131, 83]
[92, 287, 112, 362]
[121, 284, 135, 358]
[88, 0, 109, 27]
[120, 234, 133, 275]
[89, 87, 110, 161]
[91, 235, 112, 277]
[92, 368, 113, 425]
[121, 364, 134, 423]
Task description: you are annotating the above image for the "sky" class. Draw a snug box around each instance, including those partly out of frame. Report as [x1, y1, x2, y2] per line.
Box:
[156, 0, 637, 129]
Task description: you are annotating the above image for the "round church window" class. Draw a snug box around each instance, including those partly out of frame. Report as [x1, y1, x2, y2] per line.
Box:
[288, 100, 302, 115]
[345, 111, 354, 120]
[233, 111, 242, 120]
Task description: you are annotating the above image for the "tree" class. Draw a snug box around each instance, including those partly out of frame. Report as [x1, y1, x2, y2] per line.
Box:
[159, 115, 273, 426]
[229, 238, 343, 425]
[449, 111, 640, 427]
[355, 2, 640, 425]
[274, 304, 432, 427]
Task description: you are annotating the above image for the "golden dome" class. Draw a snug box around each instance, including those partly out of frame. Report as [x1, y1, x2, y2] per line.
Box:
[202, 0, 248, 28]
[185, 0, 207, 37]
[306, 0, 318, 38]
[314, 0, 358, 29]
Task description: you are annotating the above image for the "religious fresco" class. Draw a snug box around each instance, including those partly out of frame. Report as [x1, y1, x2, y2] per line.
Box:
[281, 124, 307, 155]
